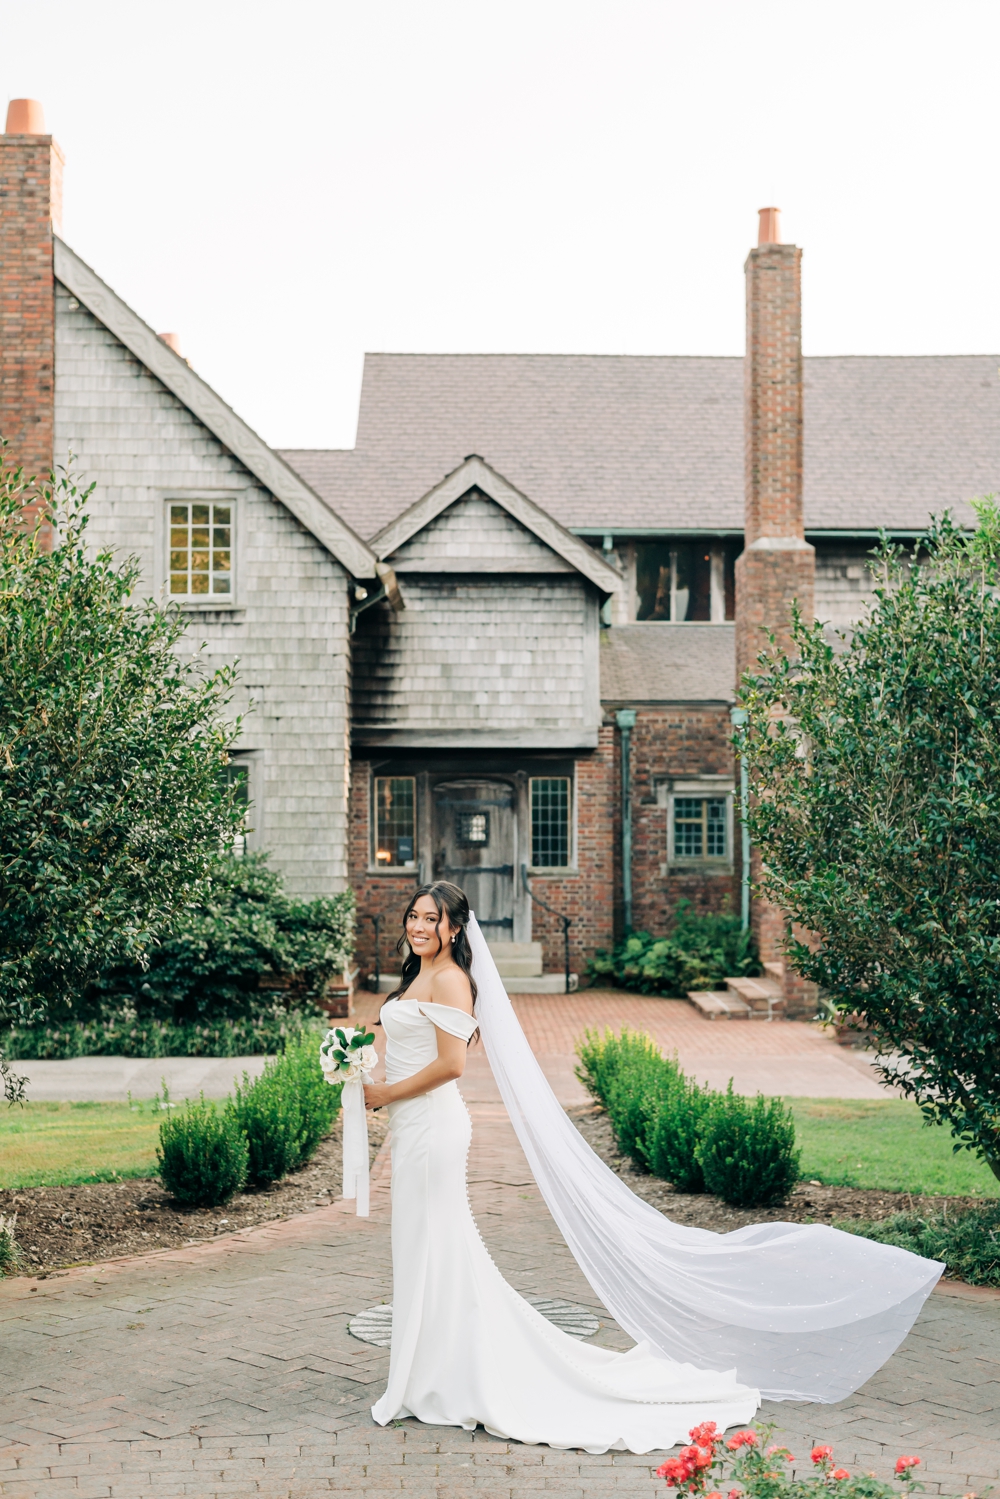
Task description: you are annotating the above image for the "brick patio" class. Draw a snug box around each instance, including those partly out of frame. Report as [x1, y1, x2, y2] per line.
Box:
[3, 1000, 997, 1497]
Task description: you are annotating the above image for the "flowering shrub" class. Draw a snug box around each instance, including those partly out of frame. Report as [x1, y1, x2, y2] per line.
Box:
[656, 1420, 925, 1499]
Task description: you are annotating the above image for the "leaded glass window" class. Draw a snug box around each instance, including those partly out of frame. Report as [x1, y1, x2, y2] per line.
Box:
[169, 501, 233, 597]
[375, 777, 416, 867]
[531, 777, 570, 867]
[673, 796, 727, 860]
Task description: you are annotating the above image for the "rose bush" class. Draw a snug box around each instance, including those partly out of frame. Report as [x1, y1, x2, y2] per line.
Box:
[656, 1420, 925, 1499]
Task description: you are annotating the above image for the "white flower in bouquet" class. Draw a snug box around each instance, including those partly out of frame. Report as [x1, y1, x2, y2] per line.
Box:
[319, 1025, 378, 1084]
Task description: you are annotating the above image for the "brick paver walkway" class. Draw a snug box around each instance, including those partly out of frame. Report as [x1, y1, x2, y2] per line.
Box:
[356, 992, 892, 1103]
[4, 1045, 998, 1498]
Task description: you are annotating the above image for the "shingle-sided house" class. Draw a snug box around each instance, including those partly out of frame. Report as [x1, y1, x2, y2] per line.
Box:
[4, 105, 1000, 1002]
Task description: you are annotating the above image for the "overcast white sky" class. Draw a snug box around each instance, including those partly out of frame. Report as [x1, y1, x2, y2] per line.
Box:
[2, 1, 998, 449]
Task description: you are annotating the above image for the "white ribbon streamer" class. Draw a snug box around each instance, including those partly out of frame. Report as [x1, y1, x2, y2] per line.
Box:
[341, 1071, 372, 1217]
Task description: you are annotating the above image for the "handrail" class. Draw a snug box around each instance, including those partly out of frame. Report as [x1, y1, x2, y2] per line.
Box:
[521, 862, 573, 994]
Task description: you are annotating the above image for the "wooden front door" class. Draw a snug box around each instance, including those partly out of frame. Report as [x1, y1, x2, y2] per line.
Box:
[432, 780, 516, 941]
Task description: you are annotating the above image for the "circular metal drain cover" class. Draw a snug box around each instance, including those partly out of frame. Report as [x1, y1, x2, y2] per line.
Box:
[348, 1296, 600, 1348]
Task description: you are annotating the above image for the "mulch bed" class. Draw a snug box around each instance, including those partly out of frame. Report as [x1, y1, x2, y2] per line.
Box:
[569, 1104, 990, 1236]
[0, 1111, 389, 1278]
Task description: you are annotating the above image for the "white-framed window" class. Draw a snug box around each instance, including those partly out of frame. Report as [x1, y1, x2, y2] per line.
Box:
[167, 499, 234, 599]
[374, 776, 417, 868]
[530, 776, 572, 868]
[659, 777, 735, 869]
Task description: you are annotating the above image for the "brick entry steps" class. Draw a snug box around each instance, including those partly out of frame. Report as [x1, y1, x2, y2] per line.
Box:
[376, 941, 580, 994]
[688, 970, 786, 1020]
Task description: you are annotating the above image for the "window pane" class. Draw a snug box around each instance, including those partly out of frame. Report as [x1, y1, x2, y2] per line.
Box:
[375, 777, 416, 866]
[674, 797, 704, 858]
[531, 778, 570, 866]
[635, 543, 673, 621]
[166, 501, 235, 598]
[457, 811, 489, 845]
[706, 798, 727, 857]
[635, 543, 713, 622]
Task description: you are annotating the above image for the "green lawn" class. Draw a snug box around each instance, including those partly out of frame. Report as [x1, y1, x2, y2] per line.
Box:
[0, 1098, 166, 1189]
[790, 1098, 1000, 1197]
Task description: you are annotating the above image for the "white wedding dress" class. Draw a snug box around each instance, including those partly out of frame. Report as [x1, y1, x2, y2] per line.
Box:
[369, 996, 760, 1453]
[368, 919, 942, 1450]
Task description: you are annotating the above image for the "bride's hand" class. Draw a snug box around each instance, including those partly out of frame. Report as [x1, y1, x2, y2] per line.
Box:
[364, 1081, 393, 1111]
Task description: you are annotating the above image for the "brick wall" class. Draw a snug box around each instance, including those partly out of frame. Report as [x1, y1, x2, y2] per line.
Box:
[527, 729, 616, 973]
[351, 711, 741, 981]
[628, 705, 741, 935]
[0, 127, 63, 535]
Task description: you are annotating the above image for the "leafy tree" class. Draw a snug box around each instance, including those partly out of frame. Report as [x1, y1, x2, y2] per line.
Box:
[0, 458, 244, 1098]
[88, 851, 355, 1023]
[738, 503, 1000, 1179]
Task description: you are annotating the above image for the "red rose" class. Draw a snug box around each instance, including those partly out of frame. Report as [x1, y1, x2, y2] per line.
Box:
[895, 1457, 921, 1474]
[832, 1468, 850, 1481]
[690, 1422, 719, 1446]
[811, 1445, 834, 1464]
[727, 1431, 758, 1451]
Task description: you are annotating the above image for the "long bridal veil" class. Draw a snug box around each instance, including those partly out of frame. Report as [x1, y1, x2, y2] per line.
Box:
[467, 914, 942, 1403]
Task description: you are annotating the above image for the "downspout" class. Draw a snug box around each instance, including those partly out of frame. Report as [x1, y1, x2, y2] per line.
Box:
[615, 709, 637, 933]
[730, 706, 751, 931]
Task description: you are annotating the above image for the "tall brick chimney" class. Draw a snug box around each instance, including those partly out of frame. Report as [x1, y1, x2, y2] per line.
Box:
[0, 98, 63, 528]
[735, 207, 816, 1008]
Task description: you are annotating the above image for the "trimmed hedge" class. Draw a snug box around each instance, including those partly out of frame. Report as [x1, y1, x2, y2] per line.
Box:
[576, 1025, 799, 1208]
[156, 1031, 343, 1207]
[157, 1095, 249, 1207]
[697, 1084, 801, 1207]
[3, 1010, 316, 1060]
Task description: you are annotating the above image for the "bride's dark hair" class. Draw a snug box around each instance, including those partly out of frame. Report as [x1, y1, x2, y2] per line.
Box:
[389, 880, 478, 1012]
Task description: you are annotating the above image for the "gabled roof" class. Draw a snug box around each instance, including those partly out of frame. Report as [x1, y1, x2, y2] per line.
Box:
[369, 454, 622, 595]
[281, 351, 1000, 539]
[54, 239, 378, 580]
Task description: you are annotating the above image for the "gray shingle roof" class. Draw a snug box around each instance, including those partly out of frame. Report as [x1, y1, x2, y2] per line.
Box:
[281, 353, 1000, 540]
[599, 624, 736, 704]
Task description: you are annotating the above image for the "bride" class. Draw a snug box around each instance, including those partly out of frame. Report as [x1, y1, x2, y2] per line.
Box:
[363, 880, 941, 1454]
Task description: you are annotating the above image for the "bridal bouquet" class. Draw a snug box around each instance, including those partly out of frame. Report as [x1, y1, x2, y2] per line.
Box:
[319, 1026, 378, 1083]
[318, 1025, 379, 1218]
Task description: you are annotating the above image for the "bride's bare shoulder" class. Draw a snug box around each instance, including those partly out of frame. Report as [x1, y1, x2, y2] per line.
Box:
[428, 964, 474, 1014]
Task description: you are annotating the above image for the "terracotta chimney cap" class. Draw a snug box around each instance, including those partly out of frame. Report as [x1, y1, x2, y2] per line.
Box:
[158, 332, 182, 356]
[757, 206, 782, 246]
[5, 99, 47, 135]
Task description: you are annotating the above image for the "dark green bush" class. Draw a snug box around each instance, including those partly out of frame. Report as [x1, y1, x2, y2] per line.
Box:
[86, 852, 354, 1026]
[157, 1094, 249, 1206]
[696, 1084, 801, 1207]
[837, 1201, 1000, 1287]
[577, 1027, 677, 1169]
[282, 1032, 343, 1163]
[586, 903, 759, 996]
[646, 1073, 714, 1193]
[3, 1010, 316, 1060]
[232, 1034, 342, 1187]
